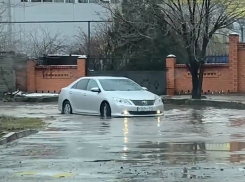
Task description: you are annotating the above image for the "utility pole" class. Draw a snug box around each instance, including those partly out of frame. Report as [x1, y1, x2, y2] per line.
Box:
[241, 26, 244, 42]
[86, 21, 91, 76]
[87, 21, 91, 56]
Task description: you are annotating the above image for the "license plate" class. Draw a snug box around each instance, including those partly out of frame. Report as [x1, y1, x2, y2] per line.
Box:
[137, 107, 153, 112]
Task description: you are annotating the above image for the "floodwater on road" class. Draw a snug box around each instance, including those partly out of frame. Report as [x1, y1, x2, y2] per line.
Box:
[1, 103, 245, 181]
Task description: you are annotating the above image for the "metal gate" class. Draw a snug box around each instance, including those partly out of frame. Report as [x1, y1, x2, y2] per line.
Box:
[86, 58, 166, 95]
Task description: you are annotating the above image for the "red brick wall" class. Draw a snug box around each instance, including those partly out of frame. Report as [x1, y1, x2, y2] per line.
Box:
[229, 33, 239, 92]
[166, 33, 245, 95]
[173, 64, 231, 94]
[166, 55, 176, 95]
[26, 58, 86, 93]
[24, 33, 245, 95]
[27, 60, 36, 93]
[238, 43, 245, 92]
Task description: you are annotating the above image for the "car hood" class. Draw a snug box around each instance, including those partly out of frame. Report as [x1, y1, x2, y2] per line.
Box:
[109, 91, 157, 100]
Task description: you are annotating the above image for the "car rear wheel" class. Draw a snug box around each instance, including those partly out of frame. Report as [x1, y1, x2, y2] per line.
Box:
[62, 100, 73, 114]
[100, 102, 111, 117]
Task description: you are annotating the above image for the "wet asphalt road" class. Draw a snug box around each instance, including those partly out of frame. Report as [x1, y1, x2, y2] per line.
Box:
[1, 103, 245, 181]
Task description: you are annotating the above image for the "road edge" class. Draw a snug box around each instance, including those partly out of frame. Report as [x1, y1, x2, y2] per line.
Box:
[162, 97, 245, 110]
[4, 96, 59, 102]
[0, 130, 38, 145]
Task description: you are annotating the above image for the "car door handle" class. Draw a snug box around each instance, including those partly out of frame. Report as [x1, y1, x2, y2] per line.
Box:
[83, 93, 86, 96]
[69, 91, 72, 94]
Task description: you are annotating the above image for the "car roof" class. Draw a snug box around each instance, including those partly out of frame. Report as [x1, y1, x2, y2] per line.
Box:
[81, 76, 128, 79]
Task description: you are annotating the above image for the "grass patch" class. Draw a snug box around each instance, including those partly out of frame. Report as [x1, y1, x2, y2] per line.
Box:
[0, 115, 45, 137]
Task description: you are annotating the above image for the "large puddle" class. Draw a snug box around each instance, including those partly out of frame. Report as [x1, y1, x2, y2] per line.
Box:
[1, 104, 245, 181]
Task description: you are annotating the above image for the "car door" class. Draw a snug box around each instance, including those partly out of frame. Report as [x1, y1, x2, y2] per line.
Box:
[83, 79, 103, 114]
[70, 78, 89, 113]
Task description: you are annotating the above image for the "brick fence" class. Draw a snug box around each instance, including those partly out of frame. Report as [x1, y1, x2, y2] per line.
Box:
[26, 58, 85, 93]
[166, 33, 245, 95]
[24, 33, 245, 95]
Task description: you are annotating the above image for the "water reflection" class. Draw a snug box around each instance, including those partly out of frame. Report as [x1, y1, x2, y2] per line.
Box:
[117, 112, 245, 164]
[230, 142, 245, 163]
[133, 141, 245, 164]
[101, 107, 245, 165]
[229, 118, 245, 127]
[98, 118, 110, 135]
[124, 118, 129, 143]
[122, 118, 129, 159]
[190, 109, 203, 124]
[189, 110, 206, 153]
[133, 141, 207, 164]
[157, 117, 161, 127]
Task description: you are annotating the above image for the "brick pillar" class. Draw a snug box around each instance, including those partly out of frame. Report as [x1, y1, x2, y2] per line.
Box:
[166, 54, 176, 95]
[26, 60, 36, 93]
[229, 33, 239, 92]
[77, 58, 86, 78]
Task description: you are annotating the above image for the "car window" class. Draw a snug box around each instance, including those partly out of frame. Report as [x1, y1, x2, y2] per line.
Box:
[71, 82, 77, 89]
[98, 79, 143, 91]
[87, 79, 99, 91]
[75, 79, 89, 90]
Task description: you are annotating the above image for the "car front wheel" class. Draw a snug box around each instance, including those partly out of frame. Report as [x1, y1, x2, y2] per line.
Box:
[62, 100, 73, 114]
[100, 102, 111, 117]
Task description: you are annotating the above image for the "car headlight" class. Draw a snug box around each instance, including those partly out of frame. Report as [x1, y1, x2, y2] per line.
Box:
[154, 96, 163, 105]
[113, 98, 132, 105]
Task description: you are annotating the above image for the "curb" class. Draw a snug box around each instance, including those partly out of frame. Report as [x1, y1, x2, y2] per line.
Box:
[14, 96, 58, 102]
[0, 130, 38, 145]
[162, 98, 245, 110]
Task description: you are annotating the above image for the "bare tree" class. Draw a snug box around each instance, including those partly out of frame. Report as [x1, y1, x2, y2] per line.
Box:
[102, 0, 245, 98]
[72, 23, 112, 57]
[98, 0, 188, 72]
[0, 1, 37, 97]
[73, 21, 149, 70]
[71, 23, 126, 70]
[22, 26, 69, 59]
[0, 1, 18, 97]
[0, 1, 11, 52]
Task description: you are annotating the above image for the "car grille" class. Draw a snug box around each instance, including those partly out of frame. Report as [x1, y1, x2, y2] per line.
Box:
[131, 100, 154, 106]
[129, 111, 157, 115]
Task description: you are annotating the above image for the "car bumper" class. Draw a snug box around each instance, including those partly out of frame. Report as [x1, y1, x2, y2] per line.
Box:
[111, 103, 164, 117]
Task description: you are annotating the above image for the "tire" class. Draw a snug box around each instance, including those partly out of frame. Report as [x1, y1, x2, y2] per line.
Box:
[62, 100, 73, 114]
[100, 102, 111, 117]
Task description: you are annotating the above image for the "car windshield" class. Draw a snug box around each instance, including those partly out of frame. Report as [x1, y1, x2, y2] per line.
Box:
[99, 78, 143, 91]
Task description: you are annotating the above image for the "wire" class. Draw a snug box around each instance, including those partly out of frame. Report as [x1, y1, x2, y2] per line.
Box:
[0, 20, 112, 24]
[0, 20, 240, 24]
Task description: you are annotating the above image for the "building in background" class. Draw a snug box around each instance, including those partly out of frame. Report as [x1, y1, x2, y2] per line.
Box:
[2, 1, 245, 56]
[7, 0, 113, 44]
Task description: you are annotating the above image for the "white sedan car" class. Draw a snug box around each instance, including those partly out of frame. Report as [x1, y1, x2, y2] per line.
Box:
[58, 76, 164, 117]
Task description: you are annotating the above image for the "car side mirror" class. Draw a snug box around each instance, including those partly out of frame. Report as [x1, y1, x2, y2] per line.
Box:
[142, 87, 147, 90]
[91, 87, 101, 93]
